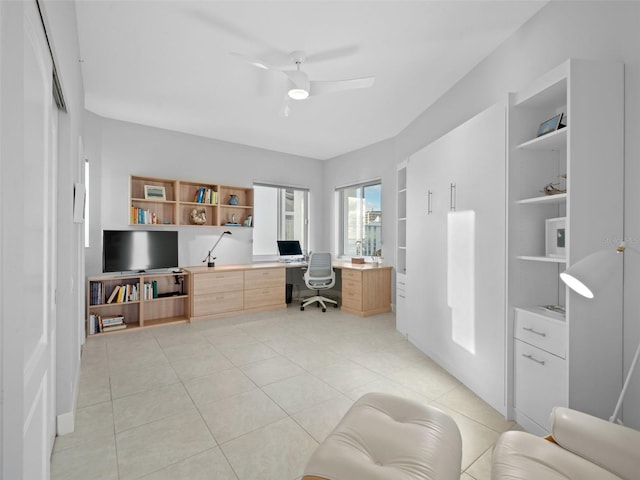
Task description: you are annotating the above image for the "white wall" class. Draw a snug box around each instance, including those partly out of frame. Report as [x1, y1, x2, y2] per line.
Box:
[83, 114, 325, 276]
[323, 137, 396, 263]
[328, 1, 640, 428]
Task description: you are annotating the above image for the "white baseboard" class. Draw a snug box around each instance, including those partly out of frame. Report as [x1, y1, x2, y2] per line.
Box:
[56, 359, 80, 436]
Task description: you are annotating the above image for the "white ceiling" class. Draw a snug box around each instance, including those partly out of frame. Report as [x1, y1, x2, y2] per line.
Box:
[75, 1, 548, 160]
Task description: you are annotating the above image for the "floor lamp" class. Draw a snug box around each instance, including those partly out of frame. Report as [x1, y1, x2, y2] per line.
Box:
[559, 242, 639, 424]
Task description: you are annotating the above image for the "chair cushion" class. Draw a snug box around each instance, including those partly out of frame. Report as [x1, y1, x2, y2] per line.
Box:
[491, 431, 621, 480]
[303, 392, 462, 480]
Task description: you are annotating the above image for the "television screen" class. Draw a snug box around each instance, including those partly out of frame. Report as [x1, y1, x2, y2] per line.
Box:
[277, 240, 303, 256]
[103, 230, 179, 273]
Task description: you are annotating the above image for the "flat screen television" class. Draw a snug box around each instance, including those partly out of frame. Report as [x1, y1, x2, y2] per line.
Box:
[103, 230, 179, 273]
[277, 240, 303, 256]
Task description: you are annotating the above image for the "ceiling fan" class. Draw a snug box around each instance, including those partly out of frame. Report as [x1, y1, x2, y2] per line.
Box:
[230, 50, 375, 113]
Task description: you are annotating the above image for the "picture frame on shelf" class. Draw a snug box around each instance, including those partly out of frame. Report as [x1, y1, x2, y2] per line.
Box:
[546, 216, 566, 258]
[537, 113, 564, 137]
[144, 185, 166, 200]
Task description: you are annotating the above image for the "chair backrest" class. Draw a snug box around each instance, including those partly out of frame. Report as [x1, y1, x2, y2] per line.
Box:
[307, 252, 333, 277]
[305, 252, 335, 289]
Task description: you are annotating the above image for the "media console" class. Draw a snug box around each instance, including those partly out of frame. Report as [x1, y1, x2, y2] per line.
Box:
[86, 262, 392, 335]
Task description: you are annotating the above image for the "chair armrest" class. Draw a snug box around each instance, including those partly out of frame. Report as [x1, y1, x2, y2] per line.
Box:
[551, 407, 640, 480]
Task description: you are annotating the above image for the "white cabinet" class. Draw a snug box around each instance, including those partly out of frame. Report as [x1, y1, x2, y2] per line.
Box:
[507, 59, 624, 433]
[406, 102, 507, 414]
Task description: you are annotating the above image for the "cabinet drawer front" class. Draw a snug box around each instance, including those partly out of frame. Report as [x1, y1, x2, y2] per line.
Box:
[341, 269, 362, 282]
[244, 268, 285, 290]
[193, 290, 243, 316]
[514, 340, 567, 431]
[342, 288, 362, 309]
[193, 271, 244, 295]
[515, 308, 566, 358]
[244, 285, 285, 309]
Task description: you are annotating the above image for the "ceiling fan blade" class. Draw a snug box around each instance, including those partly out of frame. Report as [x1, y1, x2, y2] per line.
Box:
[229, 52, 276, 71]
[309, 76, 375, 97]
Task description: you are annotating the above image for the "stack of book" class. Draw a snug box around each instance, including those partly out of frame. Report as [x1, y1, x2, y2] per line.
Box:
[131, 206, 159, 224]
[106, 284, 139, 303]
[89, 281, 104, 305]
[88, 314, 127, 334]
[143, 280, 158, 300]
[194, 188, 218, 204]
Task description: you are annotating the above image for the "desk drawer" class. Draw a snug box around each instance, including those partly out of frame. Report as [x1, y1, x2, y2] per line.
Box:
[514, 339, 567, 431]
[193, 290, 243, 316]
[244, 285, 285, 309]
[515, 308, 566, 358]
[342, 270, 362, 295]
[244, 268, 284, 290]
[193, 271, 244, 295]
[342, 269, 362, 282]
[342, 288, 362, 309]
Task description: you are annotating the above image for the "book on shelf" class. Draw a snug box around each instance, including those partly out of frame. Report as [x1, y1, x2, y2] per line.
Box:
[88, 314, 100, 334]
[88, 314, 126, 334]
[194, 187, 218, 205]
[539, 304, 566, 316]
[90, 281, 104, 305]
[102, 323, 127, 332]
[106, 285, 120, 304]
[101, 315, 124, 326]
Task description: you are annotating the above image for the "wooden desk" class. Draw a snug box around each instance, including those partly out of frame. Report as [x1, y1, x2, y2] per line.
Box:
[185, 261, 391, 321]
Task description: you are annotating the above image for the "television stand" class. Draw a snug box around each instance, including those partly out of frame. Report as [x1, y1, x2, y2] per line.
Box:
[86, 271, 190, 335]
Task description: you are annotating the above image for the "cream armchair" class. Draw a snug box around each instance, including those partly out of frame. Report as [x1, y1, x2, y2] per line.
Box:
[492, 407, 640, 480]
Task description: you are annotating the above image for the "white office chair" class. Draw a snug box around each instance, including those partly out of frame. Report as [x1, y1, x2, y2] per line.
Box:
[300, 252, 338, 312]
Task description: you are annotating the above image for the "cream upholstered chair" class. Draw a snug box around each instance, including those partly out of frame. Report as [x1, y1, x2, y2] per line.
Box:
[300, 252, 338, 312]
[302, 392, 462, 480]
[492, 407, 640, 479]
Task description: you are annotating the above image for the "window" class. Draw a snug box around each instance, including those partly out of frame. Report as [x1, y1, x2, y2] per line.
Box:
[253, 183, 309, 258]
[84, 158, 90, 247]
[338, 180, 382, 257]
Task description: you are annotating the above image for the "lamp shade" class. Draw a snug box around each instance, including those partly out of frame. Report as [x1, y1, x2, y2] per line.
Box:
[560, 246, 624, 299]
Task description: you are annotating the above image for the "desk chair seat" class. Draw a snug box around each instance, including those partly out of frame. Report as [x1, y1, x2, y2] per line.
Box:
[301, 252, 338, 312]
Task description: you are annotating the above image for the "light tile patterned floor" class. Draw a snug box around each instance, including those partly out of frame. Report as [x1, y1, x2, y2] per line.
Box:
[51, 307, 518, 480]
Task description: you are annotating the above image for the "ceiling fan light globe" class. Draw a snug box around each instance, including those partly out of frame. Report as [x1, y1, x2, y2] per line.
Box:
[288, 88, 309, 100]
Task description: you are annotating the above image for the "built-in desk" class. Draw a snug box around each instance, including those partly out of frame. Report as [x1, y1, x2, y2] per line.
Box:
[185, 261, 391, 321]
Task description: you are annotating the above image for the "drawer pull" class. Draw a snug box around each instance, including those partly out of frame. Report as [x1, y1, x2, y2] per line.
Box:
[523, 326, 546, 337]
[522, 353, 545, 365]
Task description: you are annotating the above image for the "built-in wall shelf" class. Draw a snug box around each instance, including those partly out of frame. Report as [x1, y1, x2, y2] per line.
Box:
[507, 59, 623, 435]
[517, 127, 567, 151]
[517, 255, 566, 263]
[517, 193, 567, 205]
[130, 175, 254, 228]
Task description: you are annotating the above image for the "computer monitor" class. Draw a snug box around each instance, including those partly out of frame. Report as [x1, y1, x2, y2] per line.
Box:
[277, 240, 303, 258]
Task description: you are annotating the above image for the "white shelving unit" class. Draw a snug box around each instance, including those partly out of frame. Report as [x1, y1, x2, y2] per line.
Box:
[506, 59, 624, 434]
[396, 160, 408, 335]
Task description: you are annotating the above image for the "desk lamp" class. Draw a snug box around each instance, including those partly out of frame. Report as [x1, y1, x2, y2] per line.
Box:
[560, 242, 638, 424]
[203, 230, 232, 267]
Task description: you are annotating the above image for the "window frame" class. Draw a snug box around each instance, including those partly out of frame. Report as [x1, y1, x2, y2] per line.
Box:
[337, 179, 382, 258]
[252, 182, 309, 261]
